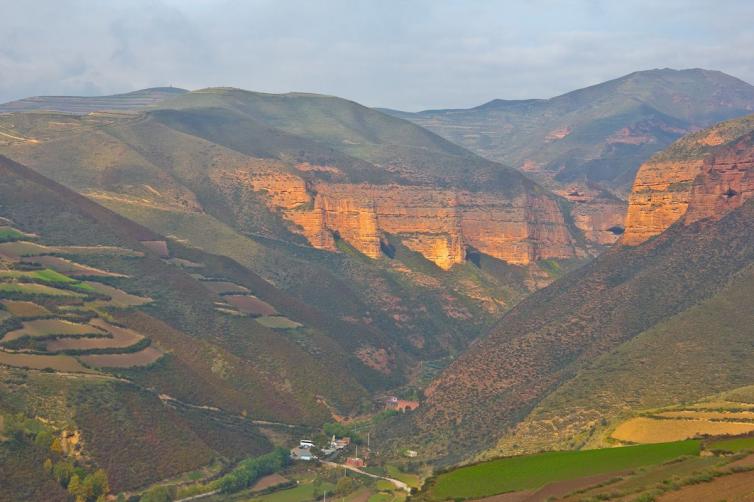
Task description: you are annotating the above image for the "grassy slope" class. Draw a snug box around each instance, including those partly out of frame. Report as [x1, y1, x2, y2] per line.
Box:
[397, 199, 754, 463]
[499, 263, 754, 454]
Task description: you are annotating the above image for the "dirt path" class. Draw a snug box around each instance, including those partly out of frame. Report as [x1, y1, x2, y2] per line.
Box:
[322, 461, 410, 492]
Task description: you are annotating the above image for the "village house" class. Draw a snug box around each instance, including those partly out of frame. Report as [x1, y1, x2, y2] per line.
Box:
[385, 396, 420, 412]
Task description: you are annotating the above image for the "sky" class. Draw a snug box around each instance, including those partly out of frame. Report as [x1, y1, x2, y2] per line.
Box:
[1, 0, 753, 110]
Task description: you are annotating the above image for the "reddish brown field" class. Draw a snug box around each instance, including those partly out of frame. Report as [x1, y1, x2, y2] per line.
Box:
[224, 295, 277, 316]
[84, 281, 151, 307]
[0, 300, 51, 317]
[658, 469, 754, 501]
[0, 350, 93, 373]
[78, 346, 163, 368]
[45, 320, 144, 351]
[2, 319, 104, 342]
[249, 473, 289, 492]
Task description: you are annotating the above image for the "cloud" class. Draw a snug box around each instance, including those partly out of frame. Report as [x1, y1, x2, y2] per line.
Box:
[0, 0, 752, 110]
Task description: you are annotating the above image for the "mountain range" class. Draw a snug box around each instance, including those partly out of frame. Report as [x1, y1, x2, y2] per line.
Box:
[2, 68, 754, 499]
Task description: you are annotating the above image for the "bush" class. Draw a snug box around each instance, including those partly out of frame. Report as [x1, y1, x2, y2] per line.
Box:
[215, 447, 290, 494]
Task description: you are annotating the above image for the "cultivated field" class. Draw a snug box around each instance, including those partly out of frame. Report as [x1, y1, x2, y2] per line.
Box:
[79, 346, 163, 368]
[425, 441, 701, 500]
[224, 295, 277, 316]
[45, 320, 144, 352]
[21, 255, 125, 277]
[255, 316, 303, 329]
[1, 319, 104, 343]
[203, 280, 251, 295]
[0, 282, 84, 297]
[0, 350, 93, 372]
[611, 417, 754, 444]
[0, 300, 51, 317]
[84, 281, 151, 307]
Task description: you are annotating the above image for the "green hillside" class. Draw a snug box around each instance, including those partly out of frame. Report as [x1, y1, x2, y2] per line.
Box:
[0, 87, 187, 114]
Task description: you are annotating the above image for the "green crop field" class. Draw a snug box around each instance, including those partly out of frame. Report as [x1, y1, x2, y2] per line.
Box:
[0, 282, 85, 297]
[427, 440, 701, 500]
[708, 437, 754, 453]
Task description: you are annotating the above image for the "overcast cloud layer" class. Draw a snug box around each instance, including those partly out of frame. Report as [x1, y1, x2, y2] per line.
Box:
[1, 0, 753, 110]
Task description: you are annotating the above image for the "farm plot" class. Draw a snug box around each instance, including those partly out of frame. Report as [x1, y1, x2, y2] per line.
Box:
[611, 417, 754, 444]
[21, 256, 126, 278]
[78, 346, 163, 368]
[0, 241, 54, 258]
[0, 300, 51, 318]
[83, 282, 151, 308]
[255, 316, 302, 329]
[0, 350, 93, 373]
[45, 319, 144, 352]
[708, 436, 754, 452]
[55, 245, 143, 257]
[202, 280, 250, 295]
[224, 295, 277, 316]
[0, 282, 85, 298]
[656, 410, 754, 421]
[425, 441, 701, 500]
[1, 319, 105, 343]
[140, 240, 169, 257]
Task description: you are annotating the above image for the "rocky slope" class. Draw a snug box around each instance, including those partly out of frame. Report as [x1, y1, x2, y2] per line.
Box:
[390, 121, 754, 464]
[622, 114, 754, 244]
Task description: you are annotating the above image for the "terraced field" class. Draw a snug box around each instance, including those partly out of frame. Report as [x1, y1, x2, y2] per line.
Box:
[0, 223, 160, 373]
[610, 391, 754, 444]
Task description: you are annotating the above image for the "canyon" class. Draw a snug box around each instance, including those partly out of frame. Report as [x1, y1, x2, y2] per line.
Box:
[248, 170, 579, 269]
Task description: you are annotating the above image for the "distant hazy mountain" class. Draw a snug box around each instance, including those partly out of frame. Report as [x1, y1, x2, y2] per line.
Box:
[384, 69, 754, 195]
[0, 87, 188, 114]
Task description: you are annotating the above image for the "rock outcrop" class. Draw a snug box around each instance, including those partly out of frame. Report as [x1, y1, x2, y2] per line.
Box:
[622, 115, 754, 245]
[621, 159, 705, 245]
[249, 172, 578, 269]
[684, 134, 754, 224]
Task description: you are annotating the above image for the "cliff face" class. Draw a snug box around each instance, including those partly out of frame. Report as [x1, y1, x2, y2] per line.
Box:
[249, 172, 577, 269]
[684, 134, 754, 224]
[621, 159, 705, 245]
[622, 115, 754, 245]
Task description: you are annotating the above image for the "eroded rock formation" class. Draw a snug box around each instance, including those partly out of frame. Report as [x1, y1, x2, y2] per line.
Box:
[249, 171, 578, 269]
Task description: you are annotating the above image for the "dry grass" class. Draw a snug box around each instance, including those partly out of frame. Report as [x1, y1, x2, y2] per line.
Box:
[611, 417, 754, 444]
[78, 346, 163, 368]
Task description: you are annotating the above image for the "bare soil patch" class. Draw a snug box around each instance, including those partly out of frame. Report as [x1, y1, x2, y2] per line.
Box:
[224, 295, 277, 316]
[612, 417, 754, 443]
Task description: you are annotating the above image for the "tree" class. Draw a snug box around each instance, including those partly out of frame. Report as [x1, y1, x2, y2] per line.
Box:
[53, 461, 74, 486]
[140, 485, 176, 502]
[67, 475, 82, 497]
[88, 469, 110, 498]
[43, 458, 53, 474]
[35, 430, 52, 449]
